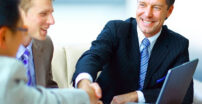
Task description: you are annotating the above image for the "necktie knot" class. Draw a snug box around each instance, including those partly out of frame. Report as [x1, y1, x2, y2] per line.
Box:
[142, 38, 150, 48]
[24, 49, 30, 56]
[21, 49, 30, 65]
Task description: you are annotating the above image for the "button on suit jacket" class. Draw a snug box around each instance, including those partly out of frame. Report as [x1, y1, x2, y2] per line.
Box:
[72, 18, 193, 104]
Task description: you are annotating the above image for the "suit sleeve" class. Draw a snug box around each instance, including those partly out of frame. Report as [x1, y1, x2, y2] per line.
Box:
[8, 83, 90, 104]
[72, 21, 118, 84]
[4, 60, 89, 104]
[143, 38, 193, 103]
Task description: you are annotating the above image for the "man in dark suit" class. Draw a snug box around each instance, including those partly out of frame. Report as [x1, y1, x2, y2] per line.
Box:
[72, 0, 193, 103]
[16, 0, 57, 87]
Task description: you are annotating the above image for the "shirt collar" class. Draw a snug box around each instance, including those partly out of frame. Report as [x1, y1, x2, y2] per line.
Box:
[16, 40, 33, 59]
[137, 26, 162, 48]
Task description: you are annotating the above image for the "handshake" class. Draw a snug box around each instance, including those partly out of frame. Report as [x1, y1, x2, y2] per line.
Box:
[78, 79, 103, 104]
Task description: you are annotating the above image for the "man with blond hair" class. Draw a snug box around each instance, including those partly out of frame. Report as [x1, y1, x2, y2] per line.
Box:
[0, 0, 102, 104]
[17, 0, 57, 87]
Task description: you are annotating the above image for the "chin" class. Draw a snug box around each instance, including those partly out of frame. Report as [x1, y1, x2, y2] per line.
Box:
[39, 34, 47, 40]
[34, 36, 46, 40]
[39, 36, 47, 40]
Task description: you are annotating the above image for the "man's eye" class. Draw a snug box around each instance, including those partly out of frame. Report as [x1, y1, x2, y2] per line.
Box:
[154, 6, 161, 10]
[40, 12, 47, 16]
[139, 3, 145, 7]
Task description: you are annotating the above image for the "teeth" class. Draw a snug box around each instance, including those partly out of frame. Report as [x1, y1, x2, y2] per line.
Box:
[143, 20, 152, 24]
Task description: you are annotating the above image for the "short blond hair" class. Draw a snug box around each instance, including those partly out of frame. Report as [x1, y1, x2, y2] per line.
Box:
[19, 0, 54, 13]
[19, 0, 33, 12]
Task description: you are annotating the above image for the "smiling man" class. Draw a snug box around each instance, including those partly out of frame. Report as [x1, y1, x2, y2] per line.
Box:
[0, 0, 101, 103]
[16, 0, 57, 87]
[72, 0, 193, 103]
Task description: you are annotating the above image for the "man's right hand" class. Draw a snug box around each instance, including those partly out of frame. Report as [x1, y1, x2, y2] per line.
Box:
[78, 79, 102, 104]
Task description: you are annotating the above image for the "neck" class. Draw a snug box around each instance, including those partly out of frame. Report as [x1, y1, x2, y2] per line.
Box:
[23, 36, 32, 47]
[144, 29, 162, 38]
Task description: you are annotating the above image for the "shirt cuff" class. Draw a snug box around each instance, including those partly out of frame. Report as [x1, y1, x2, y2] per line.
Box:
[75, 72, 93, 88]
[136, 90, 145, 103]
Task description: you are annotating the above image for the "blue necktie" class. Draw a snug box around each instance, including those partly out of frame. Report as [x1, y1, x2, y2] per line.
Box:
[20, 49, 32, 86]
[139, 38, 150, 90]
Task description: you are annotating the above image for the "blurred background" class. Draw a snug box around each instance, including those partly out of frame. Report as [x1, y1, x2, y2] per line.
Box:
[49, 0, 202, 81]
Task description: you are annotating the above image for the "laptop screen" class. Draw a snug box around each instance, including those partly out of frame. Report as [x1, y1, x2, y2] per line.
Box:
[156, 59, 198, 104]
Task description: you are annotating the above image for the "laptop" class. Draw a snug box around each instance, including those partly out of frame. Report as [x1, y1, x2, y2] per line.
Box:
[127, 59, 199, 104]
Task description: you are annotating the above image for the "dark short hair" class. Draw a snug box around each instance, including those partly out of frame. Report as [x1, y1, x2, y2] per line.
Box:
[166, 0, 175, 9]
[0, 0, 20, 32]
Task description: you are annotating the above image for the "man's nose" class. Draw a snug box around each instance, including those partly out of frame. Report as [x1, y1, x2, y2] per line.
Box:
[47, 14, 55, 25]
[145, 7, 153, 18]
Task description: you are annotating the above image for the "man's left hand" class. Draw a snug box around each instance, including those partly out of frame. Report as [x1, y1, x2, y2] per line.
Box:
[110, 91, 138, 104]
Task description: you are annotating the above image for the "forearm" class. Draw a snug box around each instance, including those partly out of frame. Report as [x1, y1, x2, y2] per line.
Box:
[72, 53, 102, 83]
[7, 80, 89, 104]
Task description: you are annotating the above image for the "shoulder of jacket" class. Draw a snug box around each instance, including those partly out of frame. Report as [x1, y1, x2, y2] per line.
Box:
[164, 26, 188, 43]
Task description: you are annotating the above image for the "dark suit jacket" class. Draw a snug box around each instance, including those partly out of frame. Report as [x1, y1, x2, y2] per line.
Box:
[72, 18, 192, 104]
[32, 36, 58, 88]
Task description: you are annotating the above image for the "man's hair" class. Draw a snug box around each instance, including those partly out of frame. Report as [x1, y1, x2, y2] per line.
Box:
[20, 0, 54, 13]
[0, 0, 20, 32]
[166, 0, 175, 9]
[19, 0, 32, 13]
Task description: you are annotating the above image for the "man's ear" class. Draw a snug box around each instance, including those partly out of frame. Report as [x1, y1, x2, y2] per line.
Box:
[0, 27, 8, 49]
[19, 8, 27, 25]
[166, 5, 174, 19]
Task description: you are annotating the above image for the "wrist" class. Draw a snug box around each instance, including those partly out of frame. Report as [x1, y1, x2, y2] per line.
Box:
[130, 91, 138, 102]
[78, 79, 91, 88]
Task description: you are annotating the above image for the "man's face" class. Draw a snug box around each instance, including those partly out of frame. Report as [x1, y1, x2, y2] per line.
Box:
[136, 0, 173, 37]
[23, 0, 54, 40]
[3, 20, 28, 57]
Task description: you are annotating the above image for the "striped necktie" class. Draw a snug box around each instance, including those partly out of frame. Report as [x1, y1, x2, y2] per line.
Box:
[139, 38, 150, 90]
[20, 49, 32, 86]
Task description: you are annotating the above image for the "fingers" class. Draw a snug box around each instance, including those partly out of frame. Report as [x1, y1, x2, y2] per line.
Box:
[90, 83, 102, 98]
[111, 96, 119, 104]
[78, 80, 102, 104]
[110, 91, 138, 104]
[97, 100, 103, 104]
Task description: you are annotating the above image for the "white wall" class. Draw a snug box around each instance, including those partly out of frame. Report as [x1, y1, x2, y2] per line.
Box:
[167, 0, 202, 80]
[49, 4, 127, 46]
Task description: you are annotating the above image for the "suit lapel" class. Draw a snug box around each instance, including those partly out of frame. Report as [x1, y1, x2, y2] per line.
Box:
[32, 39, 43, 85]
[131, 20, 140, 76]
[128, 19, 141, 87]
[144, 26, 170, 88]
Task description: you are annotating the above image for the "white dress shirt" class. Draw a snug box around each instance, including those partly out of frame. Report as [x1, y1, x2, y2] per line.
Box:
[16, 40, 36, 87]
[75, 25, 162, 103]
[136, 26, 161, 102]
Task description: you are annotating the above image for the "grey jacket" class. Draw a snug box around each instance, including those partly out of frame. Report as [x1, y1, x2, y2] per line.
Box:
[0, 56, 90, 104]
